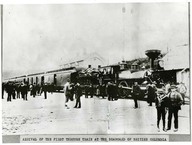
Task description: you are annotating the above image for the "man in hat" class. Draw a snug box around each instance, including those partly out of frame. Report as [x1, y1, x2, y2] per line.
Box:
[20, 82, 25, 100]
[132, 82, 141, 108]
[155, 89, 168, 132]
[2, 83, 5, 99]
[89, 84, 94, 98]
[147, 82, 156, 106]
[12, 82, 16, 100]
[107, 82, 113, 101]
[167, 85, 183, 132]
[100, 84, 106, 99]
[177, 82, 187, 105]
[42, 82, 48, 99]
[32, 83, 36, 98]
[74, 82, 82, 108]
[84, 85, 89, 98]
[6, 82, 13, 102]
[16, 83, 21, 99]
[64, 79, 72, 109]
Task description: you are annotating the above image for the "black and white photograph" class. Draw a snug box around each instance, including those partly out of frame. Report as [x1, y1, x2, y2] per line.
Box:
[1, 1, 191, 142]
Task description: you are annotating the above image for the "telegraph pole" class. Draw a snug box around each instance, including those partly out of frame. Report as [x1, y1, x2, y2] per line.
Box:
[188, 2, 191, 52]
[1, 5, 3, 80]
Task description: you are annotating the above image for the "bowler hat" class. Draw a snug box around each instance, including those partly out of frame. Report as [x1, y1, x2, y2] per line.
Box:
[157, 89, 165, 94]
[170, 85, 177, 89]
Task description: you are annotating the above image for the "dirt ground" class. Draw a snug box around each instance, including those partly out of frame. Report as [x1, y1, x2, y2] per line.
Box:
[2, 92, 190, 135]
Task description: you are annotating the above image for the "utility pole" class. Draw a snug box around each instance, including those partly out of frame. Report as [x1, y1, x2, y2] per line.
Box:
[1, 5, 3, 79]
[188, 2, 191, 54]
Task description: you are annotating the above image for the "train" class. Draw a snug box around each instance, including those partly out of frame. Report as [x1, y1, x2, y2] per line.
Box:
[3, 63, 162, 99]
[4, 66, 84, 92]
[3, 50, 170, 99]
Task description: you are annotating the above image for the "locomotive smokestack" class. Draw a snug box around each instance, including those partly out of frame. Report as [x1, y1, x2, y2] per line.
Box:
[145, 49, 161, 70]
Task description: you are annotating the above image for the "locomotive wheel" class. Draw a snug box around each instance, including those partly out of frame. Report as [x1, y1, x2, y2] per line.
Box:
[118, 81, 131, 99]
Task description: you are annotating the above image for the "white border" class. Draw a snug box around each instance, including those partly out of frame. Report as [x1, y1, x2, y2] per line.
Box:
[0, 0, 191, 144]
[0, 0, 191, 4]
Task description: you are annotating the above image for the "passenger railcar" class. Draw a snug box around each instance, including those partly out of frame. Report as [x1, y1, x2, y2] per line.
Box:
[4, 66, 85, 92]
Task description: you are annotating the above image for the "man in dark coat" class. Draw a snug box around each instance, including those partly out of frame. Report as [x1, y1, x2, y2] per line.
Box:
[155, 89, 169, 132]
[2, 82, 5, 99]
[16, 83, 21, 99]
[89, 84, 94, 98]
[74, 83, 82, 108]
[12, 83, 16, 100]
[24, 83, 28, 100]
[107, 82, 113, 101]
[6, 82, 13, 102]
[69, 83, 75, 101]
[100, 84, 106, 99]
[84, 85, 89, 98]
[42, 83, 48, 99]
[21, 82, 28, 101]
[132, 82, 141, 109]
[32, 83, 36, 98]
[147, 83, 156, 106]
[167, 85, 183, 132]
[112, 83, 118, 101]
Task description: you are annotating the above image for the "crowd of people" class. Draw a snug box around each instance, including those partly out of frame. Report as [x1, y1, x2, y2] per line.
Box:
[63, 79, 187, 133]
[2, 78, 187, 133]
[2, 82, 49, 101]
[63, 80, 122, 109]
[145, 81, 186, 132]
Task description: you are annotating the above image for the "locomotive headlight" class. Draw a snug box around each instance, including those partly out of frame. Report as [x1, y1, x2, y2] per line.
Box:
[159, 60, 164, 68]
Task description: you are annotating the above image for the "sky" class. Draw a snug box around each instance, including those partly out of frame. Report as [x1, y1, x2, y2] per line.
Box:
[2, 3, 189, 79]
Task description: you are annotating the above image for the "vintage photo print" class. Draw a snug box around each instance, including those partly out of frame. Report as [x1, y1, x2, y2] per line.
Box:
[1, 2, 191, 143]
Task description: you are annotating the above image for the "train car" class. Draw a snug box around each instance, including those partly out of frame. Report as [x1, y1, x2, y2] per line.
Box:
[27, 72, 44, 86]
[6, 75, 26, 84]
[2, 66, 85, 93]
[42, 67, 84, 92]
[15, 75, 27, 83]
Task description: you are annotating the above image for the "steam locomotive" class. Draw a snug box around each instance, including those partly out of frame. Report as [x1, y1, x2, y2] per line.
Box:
[4, 50, 170, 99]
